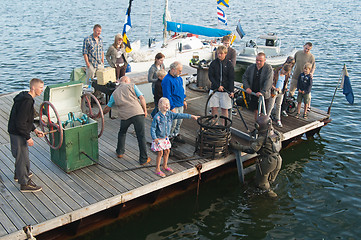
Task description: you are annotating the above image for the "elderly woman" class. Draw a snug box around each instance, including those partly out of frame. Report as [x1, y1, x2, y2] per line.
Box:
[106, 33, 128, 80]
[148, 52, 165, 91]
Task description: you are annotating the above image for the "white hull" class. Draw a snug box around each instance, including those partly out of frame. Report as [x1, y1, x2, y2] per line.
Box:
[127, 36, 214, 74]
[236, 47, 297, 67]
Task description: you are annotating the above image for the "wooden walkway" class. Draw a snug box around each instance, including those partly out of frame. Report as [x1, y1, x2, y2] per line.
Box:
[0, 77, 330, 239]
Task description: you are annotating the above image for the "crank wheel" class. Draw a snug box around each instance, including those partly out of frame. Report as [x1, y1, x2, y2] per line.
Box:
[39, 101, 63, 150]
[199, 115, 219, 128]
[81, 93, 104, 138]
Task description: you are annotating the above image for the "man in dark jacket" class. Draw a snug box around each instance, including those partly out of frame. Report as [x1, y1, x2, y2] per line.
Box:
[208, 45, 234, 123]
[242, 52, 273, 120]
[8, 78, 44, 192]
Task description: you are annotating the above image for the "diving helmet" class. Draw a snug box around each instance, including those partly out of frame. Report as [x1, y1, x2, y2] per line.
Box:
[255, 114, 272, 132]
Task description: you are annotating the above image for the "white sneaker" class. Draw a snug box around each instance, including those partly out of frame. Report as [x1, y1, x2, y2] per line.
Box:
[281, 110, 288, 117]
[276, 120, 283, 128]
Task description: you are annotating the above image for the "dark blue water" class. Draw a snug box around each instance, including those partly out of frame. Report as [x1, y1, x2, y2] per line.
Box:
[2, 0, 361, 239]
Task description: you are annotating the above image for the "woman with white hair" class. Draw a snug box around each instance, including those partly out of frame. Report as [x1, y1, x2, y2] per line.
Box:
[106, 33, 128, 80]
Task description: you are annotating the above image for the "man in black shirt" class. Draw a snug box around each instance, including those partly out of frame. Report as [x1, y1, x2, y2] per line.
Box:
[208, 45, 235, 123]
[8, 78, 45, 192]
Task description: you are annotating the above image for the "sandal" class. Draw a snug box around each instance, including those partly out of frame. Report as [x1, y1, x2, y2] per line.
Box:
[303, 113, 308, 119]
[163, 167, 174, 173]
[155, 171, 166, 178]
[295, 113, 300, 119]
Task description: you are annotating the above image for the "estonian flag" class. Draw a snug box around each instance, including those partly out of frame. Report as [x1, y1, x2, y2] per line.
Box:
[340, 64, 354, 105]
[217, 7, 227, 26]
[217, 0, 229, 8]
[236, 20, 245, 39]
[122, 0, 133, 53]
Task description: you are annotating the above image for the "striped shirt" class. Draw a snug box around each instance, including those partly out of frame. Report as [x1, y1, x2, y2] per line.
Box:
[82, 34, 103, 68]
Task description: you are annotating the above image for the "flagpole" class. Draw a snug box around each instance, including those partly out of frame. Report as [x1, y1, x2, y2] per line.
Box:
[122, 0, 133, 53]
[327, 64, 345, 114]
[216, 0, 218, 28]
[162, 0, 168, 47]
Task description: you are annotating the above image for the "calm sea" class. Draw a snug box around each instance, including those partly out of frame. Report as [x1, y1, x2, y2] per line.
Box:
[1, 0, 361, 239]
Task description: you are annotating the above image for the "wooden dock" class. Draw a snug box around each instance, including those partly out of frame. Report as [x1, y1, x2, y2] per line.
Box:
[0, 72, 330, 239]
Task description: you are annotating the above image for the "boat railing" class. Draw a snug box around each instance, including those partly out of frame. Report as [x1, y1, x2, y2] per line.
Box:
[234, 85, 267, 116]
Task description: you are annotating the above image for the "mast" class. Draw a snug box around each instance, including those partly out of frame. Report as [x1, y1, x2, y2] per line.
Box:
[163, 0, 170, 47]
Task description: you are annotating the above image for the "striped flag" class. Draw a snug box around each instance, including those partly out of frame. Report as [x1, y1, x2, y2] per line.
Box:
[122, 0, 133, 53]
[340, 64, 354, 104]
[236, 20, 245, 39]
[217, 7, 227, 25]
[217, 0, 229, 8]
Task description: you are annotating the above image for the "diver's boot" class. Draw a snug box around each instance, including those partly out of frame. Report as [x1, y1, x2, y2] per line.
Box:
[267, 190, 278, 198]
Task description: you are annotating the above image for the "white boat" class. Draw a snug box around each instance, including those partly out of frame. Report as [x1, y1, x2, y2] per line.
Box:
[127, 0, 232, 74]
[236, 33, 297, 67]
[128, 34, 214, 74]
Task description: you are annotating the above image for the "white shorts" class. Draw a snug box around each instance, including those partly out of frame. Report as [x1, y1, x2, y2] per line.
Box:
[209, 91, 232, 109]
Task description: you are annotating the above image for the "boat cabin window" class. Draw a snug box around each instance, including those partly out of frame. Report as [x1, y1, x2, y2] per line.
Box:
[265, 39, 275, 46]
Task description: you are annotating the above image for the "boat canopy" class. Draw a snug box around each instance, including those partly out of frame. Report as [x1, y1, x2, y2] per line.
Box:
[167, 21, 232, 37]
[259, 34, 279, 40]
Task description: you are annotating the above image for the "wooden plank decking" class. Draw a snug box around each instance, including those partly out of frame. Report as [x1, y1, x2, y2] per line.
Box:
[0, 73, 330, 239]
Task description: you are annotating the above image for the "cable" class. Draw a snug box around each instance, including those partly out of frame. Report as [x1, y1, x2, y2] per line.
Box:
[81, 151, 212, 173]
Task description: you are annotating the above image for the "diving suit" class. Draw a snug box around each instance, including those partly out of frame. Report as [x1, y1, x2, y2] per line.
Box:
[230, 114, 284, 197]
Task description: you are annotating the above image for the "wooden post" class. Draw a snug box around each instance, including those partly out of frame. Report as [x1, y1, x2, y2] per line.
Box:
[234, 150, 245, 184]
[196, 67, 211, 89]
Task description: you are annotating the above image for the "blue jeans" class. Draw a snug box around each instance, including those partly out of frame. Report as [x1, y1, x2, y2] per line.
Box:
[116, 115, 148, 164]
[170, 106, 184, 137]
